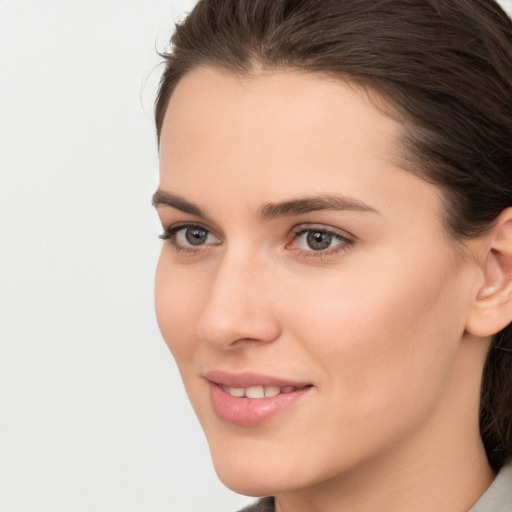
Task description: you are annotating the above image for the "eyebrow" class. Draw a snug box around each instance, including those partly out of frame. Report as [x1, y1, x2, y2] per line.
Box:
[260, 195, 378, 219]
[152, 189, 378, 219]
[152, 190, 205, 217]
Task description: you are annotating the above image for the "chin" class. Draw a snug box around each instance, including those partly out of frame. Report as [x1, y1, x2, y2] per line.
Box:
[207, 440, 276, 495]
[207, 431, 337, 498]
[212, 457, 296, 497]
[205, 433, 296, 496]
[216, 470, 276, 497]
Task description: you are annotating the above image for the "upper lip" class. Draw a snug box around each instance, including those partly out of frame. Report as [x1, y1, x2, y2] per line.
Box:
[205, 369, 312, 389]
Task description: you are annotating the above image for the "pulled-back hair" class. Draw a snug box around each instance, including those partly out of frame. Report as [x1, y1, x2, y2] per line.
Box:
[155, 0, 512, 470]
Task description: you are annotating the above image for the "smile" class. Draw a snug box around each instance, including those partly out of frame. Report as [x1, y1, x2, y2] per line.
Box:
[220, 384, 306, 398]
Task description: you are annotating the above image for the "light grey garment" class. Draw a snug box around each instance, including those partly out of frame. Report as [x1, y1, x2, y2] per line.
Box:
[469, 462, 512, 512]
[239, 462, 512, 512]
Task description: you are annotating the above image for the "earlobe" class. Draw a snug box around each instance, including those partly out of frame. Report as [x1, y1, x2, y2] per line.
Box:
[466, 209, 512, 337]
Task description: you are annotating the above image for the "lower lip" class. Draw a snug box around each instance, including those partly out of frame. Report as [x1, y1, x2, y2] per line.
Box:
[209, 382, 311, 427]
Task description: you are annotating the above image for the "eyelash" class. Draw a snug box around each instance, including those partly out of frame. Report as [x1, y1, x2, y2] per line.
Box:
[159, 223, 355, 258]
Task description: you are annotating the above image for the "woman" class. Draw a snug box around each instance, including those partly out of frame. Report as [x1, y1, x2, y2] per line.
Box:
[152, 1, 512, 510]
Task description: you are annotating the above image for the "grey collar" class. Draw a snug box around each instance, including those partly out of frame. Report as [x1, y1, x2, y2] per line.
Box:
[469, 463, 512, 512]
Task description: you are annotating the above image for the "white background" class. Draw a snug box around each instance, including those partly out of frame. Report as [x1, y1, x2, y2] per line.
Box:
[0, 1, 252, 511]
[0, 1, 511, 511]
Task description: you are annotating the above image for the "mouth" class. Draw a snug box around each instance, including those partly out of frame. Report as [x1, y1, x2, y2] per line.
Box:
[205, 370, 313, 427]
[219, 384, 309, 398]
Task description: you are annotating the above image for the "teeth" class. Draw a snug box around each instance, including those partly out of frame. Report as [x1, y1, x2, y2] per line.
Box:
[264, 386, 281, 397]
[224, 385, 300, 398]
[245, 386, 265, 399]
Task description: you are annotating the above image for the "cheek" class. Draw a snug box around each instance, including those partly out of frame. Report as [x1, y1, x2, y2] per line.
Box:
[154, 251, 201, 364]
[287, 249, 466, 412]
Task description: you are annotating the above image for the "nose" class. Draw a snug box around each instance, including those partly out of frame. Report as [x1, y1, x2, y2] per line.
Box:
[195, 252, 281, 349]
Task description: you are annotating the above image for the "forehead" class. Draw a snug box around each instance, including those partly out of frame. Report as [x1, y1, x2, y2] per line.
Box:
[163, 66, 399, 129]
[160, 68, 404, 184]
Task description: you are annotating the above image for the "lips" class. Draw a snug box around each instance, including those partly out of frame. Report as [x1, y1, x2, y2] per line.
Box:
[205, 370, 313, 426]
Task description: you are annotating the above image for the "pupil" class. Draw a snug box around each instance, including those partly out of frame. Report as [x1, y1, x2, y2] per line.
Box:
[307, 231, 332, 251]
[185, 228, 207, 246]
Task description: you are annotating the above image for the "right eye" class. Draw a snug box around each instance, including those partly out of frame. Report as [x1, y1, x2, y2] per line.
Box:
[160, 224, 220, 251]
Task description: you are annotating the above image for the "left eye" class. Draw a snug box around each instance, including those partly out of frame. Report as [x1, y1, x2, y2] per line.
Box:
[292, 228, 349, 252]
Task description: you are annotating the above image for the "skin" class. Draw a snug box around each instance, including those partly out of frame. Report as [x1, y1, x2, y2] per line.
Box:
[154, 68, 495, 512]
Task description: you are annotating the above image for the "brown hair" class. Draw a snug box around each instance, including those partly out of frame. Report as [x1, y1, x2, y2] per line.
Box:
[155, 0, 512, 470]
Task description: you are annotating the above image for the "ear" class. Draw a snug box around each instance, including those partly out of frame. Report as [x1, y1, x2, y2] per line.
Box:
[466, 208, 512, 337]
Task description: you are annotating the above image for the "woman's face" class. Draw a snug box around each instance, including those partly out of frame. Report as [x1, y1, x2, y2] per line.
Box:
[155, 68, 483, 497]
